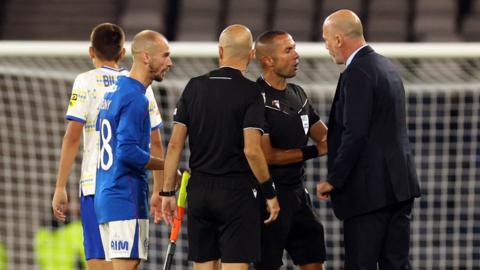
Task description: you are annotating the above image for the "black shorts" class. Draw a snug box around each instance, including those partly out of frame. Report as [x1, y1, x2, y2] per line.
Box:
[255, 184, 326, 269]
[187, 174, 261, 263]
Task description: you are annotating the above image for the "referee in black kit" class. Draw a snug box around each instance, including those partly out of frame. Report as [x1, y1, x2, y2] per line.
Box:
[161, 24, 280, 270]
[254, 31, 328, 270]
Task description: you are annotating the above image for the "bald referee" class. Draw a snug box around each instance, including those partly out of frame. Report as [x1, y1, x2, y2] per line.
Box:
[161, 24, 280, 270]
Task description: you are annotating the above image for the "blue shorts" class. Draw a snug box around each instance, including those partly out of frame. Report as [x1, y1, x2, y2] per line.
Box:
[80, 195, 106, 260]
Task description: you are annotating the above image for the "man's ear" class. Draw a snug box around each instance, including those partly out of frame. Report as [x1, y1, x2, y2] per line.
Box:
[218, 46, 224, 61]
[88, 47, 95, 59]
[335, 34, 343, 48]
[249, 48, 255, 61]
[118, 48, 126, 61]
[263, 55, 274, 67]
[143, 51, 150, 65]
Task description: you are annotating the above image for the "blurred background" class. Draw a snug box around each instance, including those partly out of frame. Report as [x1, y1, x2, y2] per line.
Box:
[0, 0, 479, 270]
[1, 0, 480, 41]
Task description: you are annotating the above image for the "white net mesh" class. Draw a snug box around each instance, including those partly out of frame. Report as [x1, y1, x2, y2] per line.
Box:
[0, 45, 479, 270]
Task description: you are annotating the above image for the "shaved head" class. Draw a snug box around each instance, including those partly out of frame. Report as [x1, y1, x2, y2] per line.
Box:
[131, 30, 168, 58]
[219, 24, 253, 59]
[322, 9, 366, 65]
[129, 30, 172, 83]
[324, 9, 364, 39]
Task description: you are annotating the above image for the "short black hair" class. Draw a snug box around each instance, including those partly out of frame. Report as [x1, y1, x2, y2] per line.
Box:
[255, 30, 289, 45]
[90, 23, 125, 61]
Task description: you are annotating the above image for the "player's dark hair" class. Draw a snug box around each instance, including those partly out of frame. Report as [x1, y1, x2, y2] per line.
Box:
[255, 30, 289, 45]
[90, 23, 125, 62]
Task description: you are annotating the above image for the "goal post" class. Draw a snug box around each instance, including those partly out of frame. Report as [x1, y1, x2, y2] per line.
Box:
[0, 42, 479, 270]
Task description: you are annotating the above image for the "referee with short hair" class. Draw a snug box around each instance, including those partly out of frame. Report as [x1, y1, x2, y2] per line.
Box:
[255, 31, 328, 270]
[161, 24, 280, 270]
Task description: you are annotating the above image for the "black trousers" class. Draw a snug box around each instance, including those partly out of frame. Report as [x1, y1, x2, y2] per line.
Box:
[343, 199, 414, 270]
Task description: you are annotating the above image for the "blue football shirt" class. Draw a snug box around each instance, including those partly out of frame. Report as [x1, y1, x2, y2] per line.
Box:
[95, 76, 151, 223]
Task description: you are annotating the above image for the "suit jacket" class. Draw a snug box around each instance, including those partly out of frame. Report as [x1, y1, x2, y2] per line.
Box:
[327, 46, 421, 220]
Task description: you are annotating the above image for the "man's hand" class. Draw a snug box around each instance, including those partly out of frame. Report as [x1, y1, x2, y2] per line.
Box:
[264, 197, 280, 224]
[161, 196, 177, 226]
[52, 188, 68, 222]
[316, 181, 334, 201]
[150, 192, 163, 224]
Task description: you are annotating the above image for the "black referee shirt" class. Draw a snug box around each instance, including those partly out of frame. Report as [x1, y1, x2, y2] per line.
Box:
[174, 67, 265, 177]
[258, 77, 320, 186]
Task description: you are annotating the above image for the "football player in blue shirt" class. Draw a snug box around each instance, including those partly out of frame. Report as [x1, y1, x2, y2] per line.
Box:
[95, 30, 172, 270]
[52, 23, 165, 270]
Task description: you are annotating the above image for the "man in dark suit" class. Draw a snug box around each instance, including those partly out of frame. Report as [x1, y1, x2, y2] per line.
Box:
[316, 9, 421, 270]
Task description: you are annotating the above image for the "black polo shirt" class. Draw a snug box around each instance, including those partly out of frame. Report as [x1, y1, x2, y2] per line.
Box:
[257, 77, 320, 186]
[174, 67, 265, 177]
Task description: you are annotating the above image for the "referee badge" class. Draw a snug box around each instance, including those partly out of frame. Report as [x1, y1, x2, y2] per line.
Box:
[272, 100, 280, 109]
[301, 114, 309, 134]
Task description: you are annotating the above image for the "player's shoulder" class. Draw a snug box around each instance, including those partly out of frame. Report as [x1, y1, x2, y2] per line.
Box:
[190, 72, 209, 84]
[73, 68, 102, 82]
[145, 85, 155, 95]
[101, 65, 129, 75]
[144, 85, 157, 102]
[118, 84, 149, 105]
[181, 75, 204, 95]
[73, 69, 96, 83]
[76, 67, 127, 80]
[287, 82, 304, 92]
[287, 82, 308, 98]
[243, 77, 263, 96]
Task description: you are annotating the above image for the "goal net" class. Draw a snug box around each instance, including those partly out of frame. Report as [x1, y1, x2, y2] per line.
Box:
[0, 42, 479, 270]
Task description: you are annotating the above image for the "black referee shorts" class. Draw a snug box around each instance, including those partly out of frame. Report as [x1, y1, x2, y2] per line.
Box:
[187, 174, 261, 263]
[255, 183, 326, 269]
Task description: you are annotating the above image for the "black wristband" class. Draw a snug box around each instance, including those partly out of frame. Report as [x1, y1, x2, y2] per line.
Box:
[301, 145, 319, 161]
[259, 178, 277, 199]
[159, 190, 176, 197]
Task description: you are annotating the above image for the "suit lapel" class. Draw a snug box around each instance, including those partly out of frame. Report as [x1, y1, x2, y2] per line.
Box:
[327, 46, 373, 132]
[328, 72, 343, 134]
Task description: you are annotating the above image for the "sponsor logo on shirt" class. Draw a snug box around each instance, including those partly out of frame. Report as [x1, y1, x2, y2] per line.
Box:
[69, 94, 78, 108]
[69, 89, 87, 108]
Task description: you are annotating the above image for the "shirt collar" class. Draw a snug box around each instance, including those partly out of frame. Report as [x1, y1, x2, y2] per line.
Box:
[259, 75, 287, 93]
[260, 75, 272, 87]
[101, 65, 125, 72]
[219, 66, 244, 74]
[346, 44, 368, 67]
[122, 76, 147, 94]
